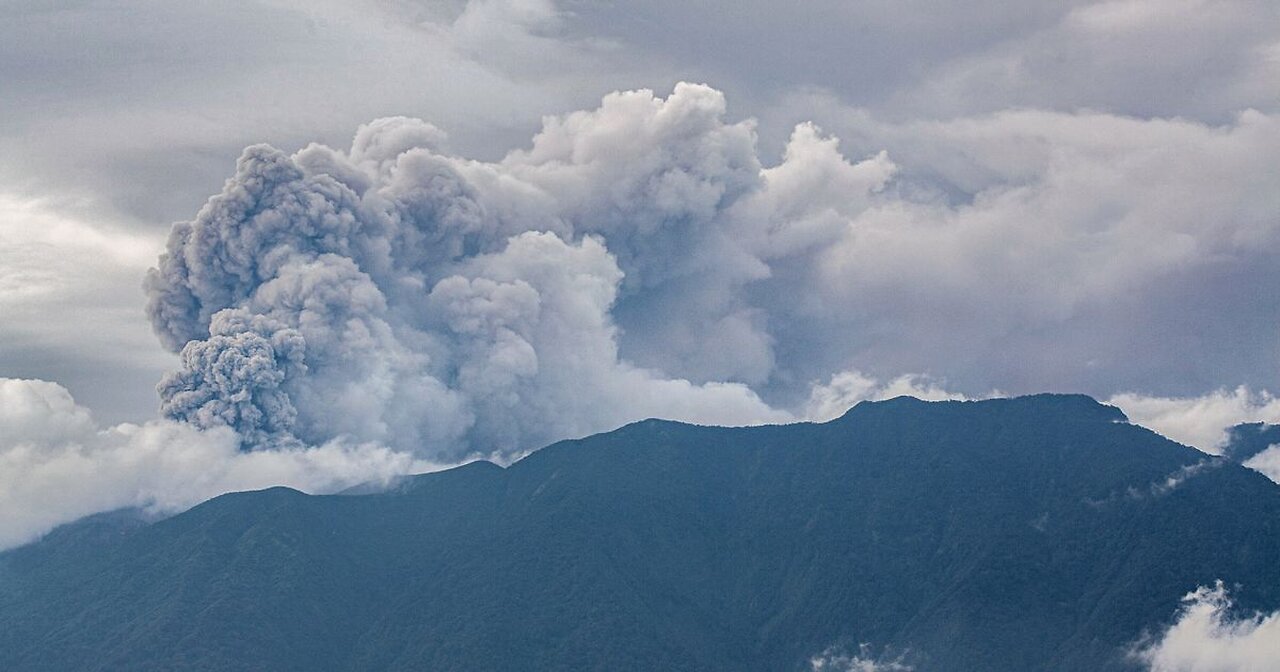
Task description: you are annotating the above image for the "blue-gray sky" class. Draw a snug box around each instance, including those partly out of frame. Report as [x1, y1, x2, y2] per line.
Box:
[3, 0, 1280, 550]
[3, 0, 1278, 424]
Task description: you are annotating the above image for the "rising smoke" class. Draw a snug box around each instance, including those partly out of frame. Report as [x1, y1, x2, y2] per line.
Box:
[143, 82, 1280, 463]
[145, 84, 808, 460]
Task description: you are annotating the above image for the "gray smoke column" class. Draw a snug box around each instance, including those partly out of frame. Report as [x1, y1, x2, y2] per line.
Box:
[146, 82, 1280, 462]
[146, 84, 796, 459]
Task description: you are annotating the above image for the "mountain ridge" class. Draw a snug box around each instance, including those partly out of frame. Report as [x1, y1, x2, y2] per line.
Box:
[2, 394, 1277, 671]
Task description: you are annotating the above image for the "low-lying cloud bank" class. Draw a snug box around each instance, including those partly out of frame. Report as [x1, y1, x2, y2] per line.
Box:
[1109, 388, 1280, 484]
[1135, 582, 1280, 672]
[0, 377, 435, 551]
[1110, 388, 1280, 454]
[8, 369, 1279, 553]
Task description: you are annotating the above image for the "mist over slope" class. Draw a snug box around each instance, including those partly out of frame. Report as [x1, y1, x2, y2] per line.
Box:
[3, 395, 1277, 671]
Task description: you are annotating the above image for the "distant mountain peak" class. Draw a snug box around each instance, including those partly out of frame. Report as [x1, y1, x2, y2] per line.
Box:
[839, 393, 1129, 424]
[2, 392, 1272, 672]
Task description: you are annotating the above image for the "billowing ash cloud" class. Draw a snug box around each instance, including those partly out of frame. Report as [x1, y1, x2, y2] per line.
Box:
[146, 84, 798, 459]
[144, 82, 1280, 462]
[1134, 582, 1280, 672]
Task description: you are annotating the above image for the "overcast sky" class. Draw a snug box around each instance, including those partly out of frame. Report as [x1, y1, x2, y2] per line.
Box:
[7, 0, 1280, 567]
[2, 0, 1278, 424]
[7, 9, 1280, 664]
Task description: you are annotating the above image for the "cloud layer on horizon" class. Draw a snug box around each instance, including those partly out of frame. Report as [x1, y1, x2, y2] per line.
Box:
[6, 368, 1280, 553]
[0, 377, 435, 551]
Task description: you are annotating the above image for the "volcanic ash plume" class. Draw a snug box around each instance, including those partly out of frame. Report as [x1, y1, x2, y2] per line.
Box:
[145, 85, 809, 460]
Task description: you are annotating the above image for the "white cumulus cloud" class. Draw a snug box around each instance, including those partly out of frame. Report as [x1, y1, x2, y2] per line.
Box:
[1107, 388, 1280, 453]
[1135, 582, 1280, 672]
[0, 377, 435, 551]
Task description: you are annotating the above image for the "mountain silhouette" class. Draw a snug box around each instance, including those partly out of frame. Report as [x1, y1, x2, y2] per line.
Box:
[2, 395, 1277, 671]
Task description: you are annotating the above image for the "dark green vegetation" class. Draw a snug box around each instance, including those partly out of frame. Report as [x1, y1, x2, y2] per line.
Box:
[1223, 421, 1280, 464]
[3, 395, 1279, 671]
